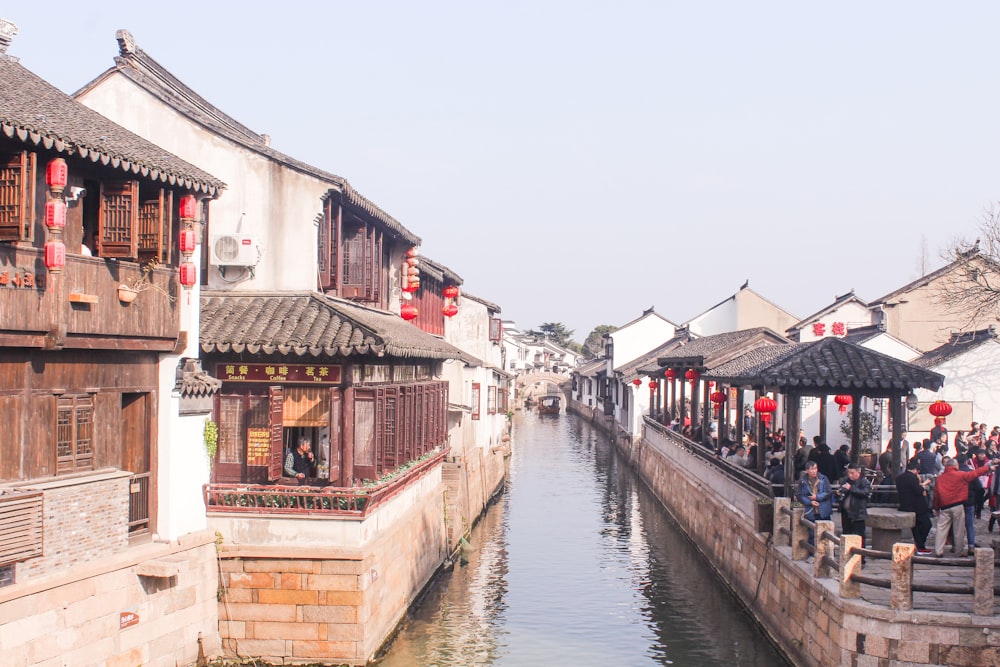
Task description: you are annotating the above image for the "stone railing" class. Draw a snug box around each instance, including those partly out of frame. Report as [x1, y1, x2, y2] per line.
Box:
[773, 497, 997, 615]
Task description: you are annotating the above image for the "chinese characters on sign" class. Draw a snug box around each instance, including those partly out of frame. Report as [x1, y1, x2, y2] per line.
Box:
[0, 268, 43, 289]
[215, 363, 342, 384]
[246, 428, 270, 465]
[812, 321, 849, 338]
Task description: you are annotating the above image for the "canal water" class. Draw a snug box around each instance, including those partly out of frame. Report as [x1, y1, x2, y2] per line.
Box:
[374, 411, 791, 667]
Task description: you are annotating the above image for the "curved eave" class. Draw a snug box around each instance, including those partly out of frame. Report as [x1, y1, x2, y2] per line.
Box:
[0, 120, 224, 196]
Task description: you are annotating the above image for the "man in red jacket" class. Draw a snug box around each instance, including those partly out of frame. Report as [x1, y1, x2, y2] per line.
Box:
[933, 456, 997, 557]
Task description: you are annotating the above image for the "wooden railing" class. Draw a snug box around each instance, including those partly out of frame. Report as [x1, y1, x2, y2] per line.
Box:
[0, 489, 44, 565]
[0, 245, 179, 344]
[773, 497, 997, 615]
[203, 448, 448, 519]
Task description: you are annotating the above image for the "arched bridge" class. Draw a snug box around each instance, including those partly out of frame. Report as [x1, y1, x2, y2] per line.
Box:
[515, 371, 570, 402]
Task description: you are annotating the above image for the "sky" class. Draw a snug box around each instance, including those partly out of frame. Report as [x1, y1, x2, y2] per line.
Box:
[5, 2, 1000, 341]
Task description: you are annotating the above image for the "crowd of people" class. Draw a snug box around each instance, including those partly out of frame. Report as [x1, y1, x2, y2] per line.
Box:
[712, 419, 1000, 557]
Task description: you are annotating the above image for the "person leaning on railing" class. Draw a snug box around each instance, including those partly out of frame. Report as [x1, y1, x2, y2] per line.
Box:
[932, 456, 997, 558]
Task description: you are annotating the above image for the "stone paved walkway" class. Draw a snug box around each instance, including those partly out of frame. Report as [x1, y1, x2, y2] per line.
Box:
[829, 510, 1000, 615]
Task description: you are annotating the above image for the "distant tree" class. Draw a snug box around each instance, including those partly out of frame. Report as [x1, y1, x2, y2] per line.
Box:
[583, 325, 616, 358]
[528, 322, 575, 348]
[936, 205, 1000, 330]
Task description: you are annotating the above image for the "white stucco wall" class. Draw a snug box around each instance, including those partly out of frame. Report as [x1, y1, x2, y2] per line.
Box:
[796, 302, 873, 342]
[609, 315, 676, 369]
[689, 298, 737, 337]
[914, 340, 1000, 437]
[78, 74, 333, 293]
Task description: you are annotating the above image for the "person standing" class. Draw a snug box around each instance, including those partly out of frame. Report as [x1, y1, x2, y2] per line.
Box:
[896, 459, 933, 554]
[837, 463, 872, 544]
[798, 461, 833, 522]
[932, 457, 995, 557]
[283, 435, 315, 483]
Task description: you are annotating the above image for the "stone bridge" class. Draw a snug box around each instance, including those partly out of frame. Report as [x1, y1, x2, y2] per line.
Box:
[515, 371, 570, 403]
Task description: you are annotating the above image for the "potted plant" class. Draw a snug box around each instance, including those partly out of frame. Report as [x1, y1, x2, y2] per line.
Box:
[119, 259, 175, 303]
[840, 411, 880, 467]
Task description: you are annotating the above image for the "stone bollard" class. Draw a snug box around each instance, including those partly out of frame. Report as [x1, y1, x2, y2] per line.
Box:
[774, 497, 791, 548]
[814, 520, 835, 578]
[839, 534, 863, 599]
[791, 507, 808, 561]
[973, 547, 995, 617]
[890, 543, 915, 610]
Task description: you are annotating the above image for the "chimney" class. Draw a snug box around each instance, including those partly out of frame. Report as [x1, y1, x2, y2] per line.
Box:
[0, 18, 18, 58]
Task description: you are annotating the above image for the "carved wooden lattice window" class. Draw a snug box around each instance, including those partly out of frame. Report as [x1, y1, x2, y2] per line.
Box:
[137, 189, 173, 263]
[56, 395, 94, 474]
[0, 151, 36, 242]
[99, 180, 139, 258]
[217, 396, 245, 465]
[471, 383, 481, 421]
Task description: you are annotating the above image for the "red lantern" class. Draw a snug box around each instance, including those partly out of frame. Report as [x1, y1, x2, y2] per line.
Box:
[442, 303, 459, 318]
[443, 285, 460, 299]
[649, 380, 658, 390]
[710, 390, 726, 415]
[664, 368, 676, 380]
[928, 400, 953, 419]
[685, 369, 700, 383]
[179, 228, 197, 255]
[632, 378, 642, 387]
[400, 304, 419, 321]
[179, 195, 198, 221]
[179, 261, 197, 287]
[44, 240, 66, 272]
[44, 199, 66, 230]
[834, 395, 853, 414]
[406, 247, 419, 258]
[46, 158, 68, 195]
[754, 396, 777, 423]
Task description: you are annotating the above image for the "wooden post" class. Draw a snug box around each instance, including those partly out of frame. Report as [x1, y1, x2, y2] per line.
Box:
[840, 534, 862, 598]
[973, 547, 995, 617]
[783, 393, 800, 496]
[814, 519, 835, 578]
[735, 388, 745, 450]
[679, 376, 687, 432]
[791, 507, 808, 560]
[819, 397, 827, 448]
[890, 543, 914, 610]
[890, 395, 903, 474]
[774, 497, 791, 547]
[850, 399, 861, 464]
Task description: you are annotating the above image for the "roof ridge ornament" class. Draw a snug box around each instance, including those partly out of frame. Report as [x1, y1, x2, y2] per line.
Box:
[0, 18, 18, 58]
[116, 29, 136, 57]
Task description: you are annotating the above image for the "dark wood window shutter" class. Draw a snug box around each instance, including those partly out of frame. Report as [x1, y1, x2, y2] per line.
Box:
[342, 224, 366, 293]
[267, 386, 284, 481]
[471, 383, 481, 421]
[318, 198, 331, 289]
[56, 395, 95, 474]
[0, 151, 36, 242]
[327, 388, 342, 484]
[353, 389, 376, 481]
[99, 180, 139, 258]
[137, 188, 172, 262]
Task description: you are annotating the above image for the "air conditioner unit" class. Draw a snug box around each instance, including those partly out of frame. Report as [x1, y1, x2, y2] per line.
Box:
[209, 234, 258, 266]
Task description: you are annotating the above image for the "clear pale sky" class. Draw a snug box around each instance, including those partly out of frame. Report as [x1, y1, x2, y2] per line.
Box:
[5, 3, 999, 341]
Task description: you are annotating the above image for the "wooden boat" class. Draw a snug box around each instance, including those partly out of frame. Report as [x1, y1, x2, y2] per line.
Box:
[537, 395, 561, 415]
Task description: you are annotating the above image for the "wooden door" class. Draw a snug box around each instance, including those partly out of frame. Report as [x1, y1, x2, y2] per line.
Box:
[328, 388, 342, 484]
[214, 394, 245, 483]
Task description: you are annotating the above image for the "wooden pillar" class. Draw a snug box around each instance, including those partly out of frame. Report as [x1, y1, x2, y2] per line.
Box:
[702, 381, 711, 441]
[690, 379, 700, 436]
[679, 376, 687, 431]
[890, 394, 904, 474]
[850, 398, 861, 464]
[819, 397, 828, 446]
[341, 385, 355, 486]
[735, 388, 745, 448]
[783, 393, 800, 497]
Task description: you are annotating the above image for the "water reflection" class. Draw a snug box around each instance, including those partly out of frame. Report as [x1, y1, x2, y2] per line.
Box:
[374, 412, 790, 667]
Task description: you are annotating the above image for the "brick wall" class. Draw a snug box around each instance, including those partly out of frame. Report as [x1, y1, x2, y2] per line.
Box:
[17, 472, 130, 580]
[637, 424, 1000, 667]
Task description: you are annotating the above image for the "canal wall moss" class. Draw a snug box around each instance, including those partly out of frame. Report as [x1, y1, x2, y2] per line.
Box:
[635, 420, 1000, 667]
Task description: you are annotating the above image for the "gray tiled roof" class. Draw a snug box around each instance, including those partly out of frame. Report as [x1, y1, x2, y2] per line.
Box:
[707, 337, 944, 393]
[200, 291, 470, 362]
[915, 327, 998, 369]
[655, 328, 791, 368]
[79, 32, 416, 243]
[0, 57, 223, 194]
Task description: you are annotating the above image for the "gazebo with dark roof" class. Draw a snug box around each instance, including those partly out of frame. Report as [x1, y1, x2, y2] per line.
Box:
[704, 337, 944, 497]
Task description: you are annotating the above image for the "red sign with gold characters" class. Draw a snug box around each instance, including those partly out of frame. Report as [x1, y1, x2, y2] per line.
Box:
[215, 363, 342, 384]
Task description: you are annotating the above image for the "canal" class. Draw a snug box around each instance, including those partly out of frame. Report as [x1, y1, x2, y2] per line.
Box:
[374, 411, 791, 667]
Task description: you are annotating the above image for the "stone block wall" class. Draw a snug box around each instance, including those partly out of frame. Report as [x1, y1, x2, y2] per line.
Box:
[0, 531, 219, 667]
[636, 425, 1000, 667]
[217, 477, 450, 665]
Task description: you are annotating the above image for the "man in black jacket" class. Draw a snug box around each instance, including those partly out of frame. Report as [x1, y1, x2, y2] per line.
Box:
[837, 463, 872, 543]
[896, 459, 933, 555]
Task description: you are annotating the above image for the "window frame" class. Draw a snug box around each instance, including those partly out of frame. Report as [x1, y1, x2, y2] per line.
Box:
[0, 150, 36, 242]
[56, 394, 95, 475]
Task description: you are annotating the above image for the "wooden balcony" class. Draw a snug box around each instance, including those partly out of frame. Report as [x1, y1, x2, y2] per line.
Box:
[203, 448, 448, 519]
[0, 245, 180, 350]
